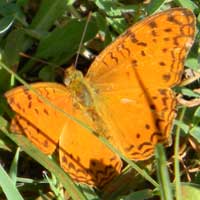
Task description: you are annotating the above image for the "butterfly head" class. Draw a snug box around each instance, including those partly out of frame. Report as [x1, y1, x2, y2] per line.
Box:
[64, 65, 84, 86]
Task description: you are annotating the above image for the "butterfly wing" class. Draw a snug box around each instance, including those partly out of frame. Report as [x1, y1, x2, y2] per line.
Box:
[59, 105, 122, 187]
[5, 82, 122, 187]
[95, 85, 176, 160]
[86, 8, 195, 160]
[5, 83, 72, 154]
[87, 8, 195, 87]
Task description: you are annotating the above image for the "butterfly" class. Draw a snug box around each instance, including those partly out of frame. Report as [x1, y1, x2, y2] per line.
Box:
[5, 8, 196, 187]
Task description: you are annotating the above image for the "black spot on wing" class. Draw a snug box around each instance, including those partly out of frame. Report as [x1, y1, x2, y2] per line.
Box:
[149, 21, 157, 28]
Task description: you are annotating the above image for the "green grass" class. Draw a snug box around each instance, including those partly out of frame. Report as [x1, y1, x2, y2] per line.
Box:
[0, 0, 200, 199]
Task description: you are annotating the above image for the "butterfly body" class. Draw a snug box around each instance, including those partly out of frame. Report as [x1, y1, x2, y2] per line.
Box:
[5, 8, 196, 187]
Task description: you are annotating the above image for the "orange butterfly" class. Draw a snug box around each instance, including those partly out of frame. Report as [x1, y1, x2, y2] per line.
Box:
[5, 8, 196, 187]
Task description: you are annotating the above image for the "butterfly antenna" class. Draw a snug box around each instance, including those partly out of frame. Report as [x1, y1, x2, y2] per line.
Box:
[74, 12, 92, 68]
